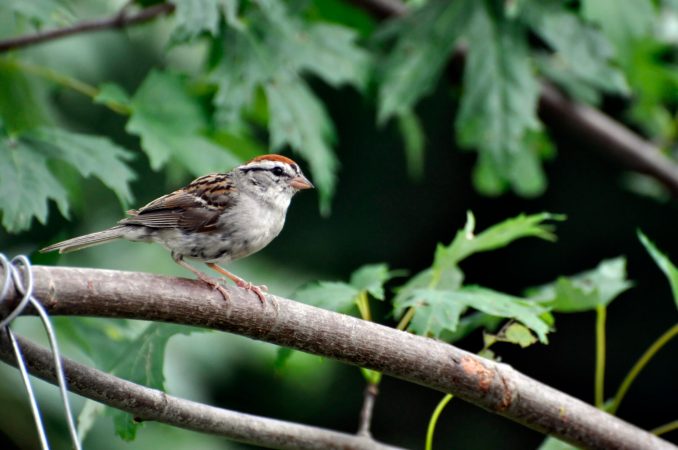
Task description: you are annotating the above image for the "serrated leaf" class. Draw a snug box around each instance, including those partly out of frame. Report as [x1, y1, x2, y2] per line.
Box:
[265, 77, 338, 212]
[403, 287, 551, 342]
[393, 266, 464, 315]
[26, 127, 135, 206]
[530, 258, 632, 312]
[172, 0, 222, 43]
[349, 263, 393, 300]
[502, 323, 537, 348]
[521, 2, 628, 103]
[56, 318, 135, 370]
[127, 71, 238, 175]
[110, 323, 199, 440]
[638, 231, 678, 311]
[399, 289, 467, 337]
[377, 0, 473, 122]
[439, 312, 503, 343]
[456, 3, 545, 196]
[441, 212, 561, 267]
[0, 129, 69, 232]
[213, 1, 368, 211]
[581, 0, 655, 59]
[294, 281, 359, 313]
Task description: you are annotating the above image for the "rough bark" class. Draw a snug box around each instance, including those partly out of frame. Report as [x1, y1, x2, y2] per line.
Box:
[2, 266, 674, 450]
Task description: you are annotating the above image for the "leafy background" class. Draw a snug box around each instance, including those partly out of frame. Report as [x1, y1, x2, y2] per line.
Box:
[1, 0, 678, 449]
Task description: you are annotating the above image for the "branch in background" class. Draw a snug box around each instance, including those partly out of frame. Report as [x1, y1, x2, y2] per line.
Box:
[357, 383, 379, 437]
[538, 84, 678, 195]
[2, 266, 674, 450]
[0, 3, 175, 53]
[351, 0, 678, 196]
[0, 334, 401, 450]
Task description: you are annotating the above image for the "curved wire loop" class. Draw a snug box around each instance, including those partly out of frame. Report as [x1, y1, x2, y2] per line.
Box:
[0, 254, 81, 450]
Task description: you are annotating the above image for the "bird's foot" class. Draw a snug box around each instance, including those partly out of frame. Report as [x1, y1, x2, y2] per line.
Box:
[199, 275, 230, 301]
[234, 279, 268, 303]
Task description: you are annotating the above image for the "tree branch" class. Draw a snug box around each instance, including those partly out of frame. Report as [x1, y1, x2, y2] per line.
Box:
[0, 333, 400, 450]
[2, 266, 674, 450]
[0, 3, 175, 53]
[349, 0, 678, 196]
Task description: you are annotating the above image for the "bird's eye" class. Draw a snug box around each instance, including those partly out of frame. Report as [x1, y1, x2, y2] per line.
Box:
[271, 167, 284, 176]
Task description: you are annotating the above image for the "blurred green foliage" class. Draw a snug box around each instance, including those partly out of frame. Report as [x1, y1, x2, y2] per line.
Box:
[2, 0, 678, 449]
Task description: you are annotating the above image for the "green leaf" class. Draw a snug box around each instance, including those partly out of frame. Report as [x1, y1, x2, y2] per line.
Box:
[530, 258, 632, 312]
[401, 287, 551, 342]
[442, 212, 561, 267]
[27, 127, 135, 207]
[349, 263, 394, 300]
[294, 281, 359, 313]
[439, 312, 503, 343]
[128, 70, 239, 176]
[394, 212, 560, 315]
[638, 231, 678, 310]
[377, 0, 473, 122]
[398, 289, 467, 337]
[56, 318, 135, 370]
[265, 78, 338, 212]
[213, 1, 368, 211]
[456, 3, 545, 196]
[393, 266, 464, 315]
[110, 323, 199, 440]
[0, 58, 50, 133]
[501, 323, 537, 348]
[521, 2, 628, 103]
[0, 129, 69, 232]
[172, 0, 222, 43]
[581, 0, 656, 59]
[538, 436, 578, 450]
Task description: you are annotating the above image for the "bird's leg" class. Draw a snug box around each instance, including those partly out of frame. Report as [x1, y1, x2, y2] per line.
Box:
[206, 263, 267, 303]
[172, 254, 230, 301]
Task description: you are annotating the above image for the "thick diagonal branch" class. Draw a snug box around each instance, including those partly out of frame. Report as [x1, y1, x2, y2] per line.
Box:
[2, 266, 674, 450]
[0, 332, 400, 450]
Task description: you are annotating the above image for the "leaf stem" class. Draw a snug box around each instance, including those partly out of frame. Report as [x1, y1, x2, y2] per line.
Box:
[11, 59, 131, 115]
[651, 419, 678, 436]
[425, 394, 453, 450]
[609, 322, 678, 414]
[594, 304, 606, 408]
[356, 291, 372, 322]
[396, 306, 416, 331]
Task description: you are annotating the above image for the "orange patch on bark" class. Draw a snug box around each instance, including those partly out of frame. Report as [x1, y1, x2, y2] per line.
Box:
[460, 356, 493, 392]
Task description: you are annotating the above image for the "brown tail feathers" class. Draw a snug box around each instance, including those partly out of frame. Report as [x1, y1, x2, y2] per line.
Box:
[40, 225, 127, 254]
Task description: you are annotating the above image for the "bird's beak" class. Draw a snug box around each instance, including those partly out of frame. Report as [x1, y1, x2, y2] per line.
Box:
[290, 175, 314, 190]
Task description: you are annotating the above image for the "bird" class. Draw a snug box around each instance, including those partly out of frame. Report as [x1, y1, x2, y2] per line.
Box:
[40, 154, 314, 302]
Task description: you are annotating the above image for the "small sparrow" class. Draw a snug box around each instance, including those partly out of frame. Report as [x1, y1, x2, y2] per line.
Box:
[41, 154, 314, 302]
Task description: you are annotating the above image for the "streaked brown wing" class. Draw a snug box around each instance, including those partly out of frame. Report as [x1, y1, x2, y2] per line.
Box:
[120, 173, 236, 231]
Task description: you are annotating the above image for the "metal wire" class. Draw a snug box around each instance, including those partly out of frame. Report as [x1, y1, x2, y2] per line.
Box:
[0, 254, 82, 450]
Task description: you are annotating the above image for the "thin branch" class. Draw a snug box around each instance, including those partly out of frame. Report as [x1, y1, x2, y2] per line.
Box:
[0, 333, 400, 450]
[357, 383, 379, 437]
[2, 266, 675, 450]
[350, 0, 678, 196]
[0, 3, 175, 53]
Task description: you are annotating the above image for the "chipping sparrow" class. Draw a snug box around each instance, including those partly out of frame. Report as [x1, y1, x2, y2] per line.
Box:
[40, 154, 314, 302]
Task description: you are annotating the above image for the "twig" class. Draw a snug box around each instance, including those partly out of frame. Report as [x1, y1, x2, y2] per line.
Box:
[0, 333, 402, 450]
[0, 3, 175, 53]
[350, 0, 678, 196]
[357, 383, 379, 437]
[2, 266, 675, 450]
